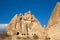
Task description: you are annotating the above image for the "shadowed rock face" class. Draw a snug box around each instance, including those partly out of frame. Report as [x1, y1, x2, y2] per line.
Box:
[4, 2, 60, 40]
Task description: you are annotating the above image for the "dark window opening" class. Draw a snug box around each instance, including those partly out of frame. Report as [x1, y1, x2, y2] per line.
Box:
[22, 34, 23, 35]
[22, 33, 25, 35]
[24, 34, 25, 35]
[20, 17, 22, 21]
[16, 32, 19, 35]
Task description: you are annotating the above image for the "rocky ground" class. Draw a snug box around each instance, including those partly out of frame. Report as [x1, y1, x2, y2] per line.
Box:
[0, 32, 49, 40]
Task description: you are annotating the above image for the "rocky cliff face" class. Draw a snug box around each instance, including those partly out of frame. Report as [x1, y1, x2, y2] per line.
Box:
[47, 2, 60, 40]
[48, 2, 60, 28]
[6, 2, 60, 40]
[6, 11, 46, 40]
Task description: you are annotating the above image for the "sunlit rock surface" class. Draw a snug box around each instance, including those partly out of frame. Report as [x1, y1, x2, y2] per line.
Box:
[6, 11, 46, 40]
[0, 2, 60, 40]
[47, 2, 60, 40]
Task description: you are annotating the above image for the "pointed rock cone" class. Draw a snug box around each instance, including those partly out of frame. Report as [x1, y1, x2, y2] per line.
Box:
[6, 14, 18, 36]
[48, 2, 60, 28]
[24, 10, 32, 16]
[6, 11, 44, 39]
[19, 13, 23, 16]
[43, 25, 47, 32]
[18, 13, 23, 21]
[47, 2, 60, 40]
[23, 11, 32, 21]
[16, 13, 23, 33]
[9, 14, 18, 23]
[28, 10, 31, 13]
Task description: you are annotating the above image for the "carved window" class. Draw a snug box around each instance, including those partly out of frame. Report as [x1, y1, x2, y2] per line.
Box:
[22, 33, 25, 35]
[20, 17, 22, 21]
[16, 32, 19, 35]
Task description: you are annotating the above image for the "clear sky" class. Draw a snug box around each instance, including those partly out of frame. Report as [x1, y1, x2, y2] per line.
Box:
[0, 0, 60, 26]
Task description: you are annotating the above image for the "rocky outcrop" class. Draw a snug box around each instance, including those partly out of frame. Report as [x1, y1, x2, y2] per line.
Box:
[6, 14, 18, 36]
[48, 2, 60, 28]
[6, 2, 60, 40]
[6, 11, 45, 40]
[47, 2, 60, 40]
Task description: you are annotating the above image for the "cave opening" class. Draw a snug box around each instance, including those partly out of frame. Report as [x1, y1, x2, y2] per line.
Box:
[16, 32, 19, 35]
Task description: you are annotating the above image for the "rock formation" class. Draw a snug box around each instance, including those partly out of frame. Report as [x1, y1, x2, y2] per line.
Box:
[47, 2, 60, 40]
[6, 2, 60, 40]
[48, 2, 60, 28]
[6, 11, 46, 40]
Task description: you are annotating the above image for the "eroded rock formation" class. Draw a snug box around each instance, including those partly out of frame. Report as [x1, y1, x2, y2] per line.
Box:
[6, 11, 46, 40]
[47, 2, 60, 40]
[6, 2, 60, 40]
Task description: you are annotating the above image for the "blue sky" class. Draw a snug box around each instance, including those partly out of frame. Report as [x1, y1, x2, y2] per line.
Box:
[0, 0, 60, 26]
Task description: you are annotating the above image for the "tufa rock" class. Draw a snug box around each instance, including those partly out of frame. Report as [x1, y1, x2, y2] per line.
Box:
[6, 2, 60, 40]
[6, 11, 44, 39]
[47, 2, 60, 40]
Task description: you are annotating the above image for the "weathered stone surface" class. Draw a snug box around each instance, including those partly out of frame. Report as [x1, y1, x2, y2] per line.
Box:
[6, 2, 60, 40]
[6, 14, 18, 36]
[6, 11, 45, 40]
[47, 2, 60, 40]
[48, 2, 60, 28]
